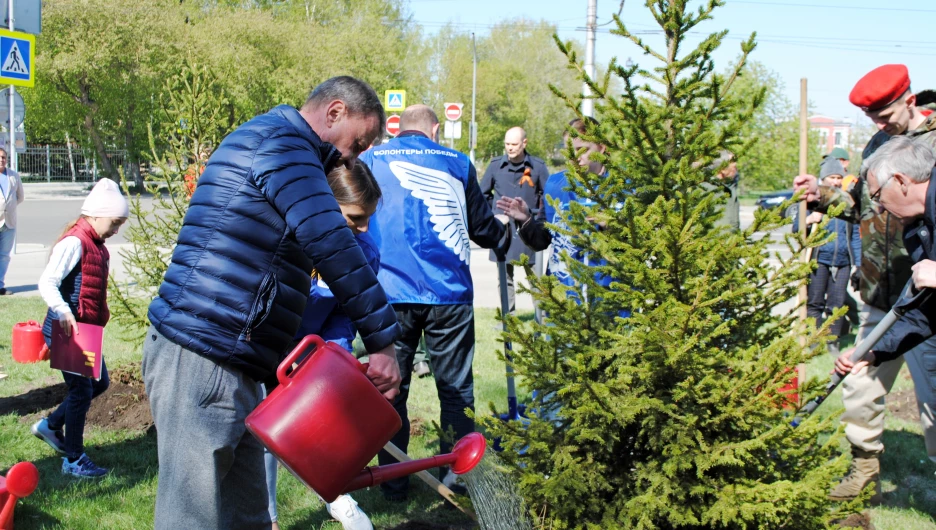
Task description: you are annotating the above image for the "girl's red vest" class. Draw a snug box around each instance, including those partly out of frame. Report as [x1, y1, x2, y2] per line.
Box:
[61, 218, 110, 326]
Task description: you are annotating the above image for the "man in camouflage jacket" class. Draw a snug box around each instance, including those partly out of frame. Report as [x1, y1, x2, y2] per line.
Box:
[793, 64, 936, 503]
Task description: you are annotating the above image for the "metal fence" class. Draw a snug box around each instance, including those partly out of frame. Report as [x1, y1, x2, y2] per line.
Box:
[15, 145, 131, 182]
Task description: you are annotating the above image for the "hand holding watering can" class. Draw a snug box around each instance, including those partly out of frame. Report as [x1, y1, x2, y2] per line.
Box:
[365, 343, 402, 401]
[245, 336, 487, 503]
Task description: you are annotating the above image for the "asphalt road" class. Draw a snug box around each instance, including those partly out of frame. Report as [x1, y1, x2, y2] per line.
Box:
[15, 197, 156, 246]
[8, 190, 795, 310]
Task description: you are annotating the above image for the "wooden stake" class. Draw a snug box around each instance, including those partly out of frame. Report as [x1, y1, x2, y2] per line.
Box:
[797, 78, 809, 404]
[382, 442, 478, 521]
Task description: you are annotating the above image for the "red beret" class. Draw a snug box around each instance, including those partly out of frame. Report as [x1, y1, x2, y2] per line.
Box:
[849, 64, 911, 112]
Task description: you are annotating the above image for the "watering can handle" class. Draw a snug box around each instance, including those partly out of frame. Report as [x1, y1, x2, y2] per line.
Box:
[277, 334, 326, 387]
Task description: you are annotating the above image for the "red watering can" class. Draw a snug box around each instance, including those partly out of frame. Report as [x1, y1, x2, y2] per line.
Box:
[11, 321, 45, 364]
[245, 335, 486, 502]
[0, 462, 39, 530]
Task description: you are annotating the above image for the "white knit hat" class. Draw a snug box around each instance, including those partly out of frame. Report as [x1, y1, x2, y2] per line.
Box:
[81, 178, 129, 218]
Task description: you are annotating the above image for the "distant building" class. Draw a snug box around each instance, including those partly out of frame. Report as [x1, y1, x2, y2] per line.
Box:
[809, 115, 853, 154]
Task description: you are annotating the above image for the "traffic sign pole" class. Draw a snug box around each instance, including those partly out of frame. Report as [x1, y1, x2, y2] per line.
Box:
[8, 0, 14, 171]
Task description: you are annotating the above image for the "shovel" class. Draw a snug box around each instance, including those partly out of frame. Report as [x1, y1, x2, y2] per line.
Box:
[497, 257, 525, 422]
[791, 279, 931, 426]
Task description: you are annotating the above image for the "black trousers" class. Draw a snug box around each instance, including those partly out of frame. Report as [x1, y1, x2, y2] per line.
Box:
[377, 303, 475, 498]
[807, 262, 850, 339]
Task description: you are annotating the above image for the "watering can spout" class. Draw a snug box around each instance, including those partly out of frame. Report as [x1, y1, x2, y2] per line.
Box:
[342, 432, 487, 494]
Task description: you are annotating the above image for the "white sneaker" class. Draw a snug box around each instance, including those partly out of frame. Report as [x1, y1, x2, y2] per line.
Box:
[31, 418, 66, 454]
[326, 494, 373, 530]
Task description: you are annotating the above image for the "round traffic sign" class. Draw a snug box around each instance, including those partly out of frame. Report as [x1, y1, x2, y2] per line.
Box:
[444, 103, 462, 121]
[386, 115, 401, 136]
[0, 87, 25, 129]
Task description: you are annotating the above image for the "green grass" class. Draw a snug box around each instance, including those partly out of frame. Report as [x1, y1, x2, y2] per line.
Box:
[0, 297, 509, 529]
[2, 296, 935, 528]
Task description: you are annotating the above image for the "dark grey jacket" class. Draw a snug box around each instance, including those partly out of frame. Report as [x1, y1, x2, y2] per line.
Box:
[480, 152, 548, 262]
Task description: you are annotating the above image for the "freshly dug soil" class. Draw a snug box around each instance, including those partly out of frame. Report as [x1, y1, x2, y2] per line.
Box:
[887, 387, 921, 423]
[410, 416, 427, 437]
[0, 363, 153, 432]
[835, 512, 875, 530]
[84, 363, 152, 431]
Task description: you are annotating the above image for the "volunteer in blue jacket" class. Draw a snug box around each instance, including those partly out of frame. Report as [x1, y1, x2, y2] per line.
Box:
[143, 76, 403, 530]
[361, 104, 509, 501]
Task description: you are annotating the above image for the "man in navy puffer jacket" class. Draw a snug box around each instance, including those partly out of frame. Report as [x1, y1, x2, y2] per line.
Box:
[142, 76, 402, 530]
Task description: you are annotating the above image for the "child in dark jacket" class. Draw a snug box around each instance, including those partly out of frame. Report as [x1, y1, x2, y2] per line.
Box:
[31, 178, 128, 478]
[266, 161, 380, 530]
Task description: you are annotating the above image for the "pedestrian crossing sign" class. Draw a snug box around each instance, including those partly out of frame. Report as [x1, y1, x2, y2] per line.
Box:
[0, 29, 33, 88]
[384, 90, 406, 111]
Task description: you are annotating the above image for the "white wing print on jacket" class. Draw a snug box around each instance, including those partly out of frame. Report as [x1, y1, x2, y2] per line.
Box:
[389, 160, 470, 263]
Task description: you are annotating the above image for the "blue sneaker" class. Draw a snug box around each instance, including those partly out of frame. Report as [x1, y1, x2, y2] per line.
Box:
[61, 453, 109, 478]
[31, 418, 66, 454]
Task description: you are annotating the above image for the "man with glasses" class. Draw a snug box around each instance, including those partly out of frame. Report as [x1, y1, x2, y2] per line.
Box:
[792, 64, 936, 503]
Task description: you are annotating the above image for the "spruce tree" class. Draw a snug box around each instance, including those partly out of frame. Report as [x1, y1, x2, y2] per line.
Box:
[479, 1, 863, 528]
[109, 62, 233, 341]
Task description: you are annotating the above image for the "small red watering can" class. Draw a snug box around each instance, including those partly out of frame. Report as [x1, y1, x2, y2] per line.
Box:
[246, 335, 486, 502]
[11, 321, 46, 364]
[0, 462, 39, 530]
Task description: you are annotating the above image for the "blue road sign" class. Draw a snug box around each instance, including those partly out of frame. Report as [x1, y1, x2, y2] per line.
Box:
[384, 90, 406, 111]
[0, 29, 33, 87]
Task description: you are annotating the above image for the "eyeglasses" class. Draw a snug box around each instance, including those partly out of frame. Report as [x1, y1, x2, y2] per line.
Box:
[869, 174, 894, 203]
[869, 174, 895, 213]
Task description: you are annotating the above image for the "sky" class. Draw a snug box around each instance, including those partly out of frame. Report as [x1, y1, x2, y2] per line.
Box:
[405, 0, 936, 126]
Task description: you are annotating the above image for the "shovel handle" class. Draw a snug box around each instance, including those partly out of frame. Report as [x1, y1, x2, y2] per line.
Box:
[793, 281, 932, 425]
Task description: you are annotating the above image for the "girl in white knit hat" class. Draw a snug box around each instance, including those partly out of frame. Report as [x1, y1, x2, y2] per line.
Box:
[30, 178, 128, 478]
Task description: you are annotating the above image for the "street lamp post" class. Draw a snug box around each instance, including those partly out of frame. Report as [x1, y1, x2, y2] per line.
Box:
[470, 32, 477, 163]
[582, 0, 597, 118]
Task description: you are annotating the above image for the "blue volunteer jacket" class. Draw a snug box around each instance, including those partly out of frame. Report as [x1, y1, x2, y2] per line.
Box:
[295, 232, 380, 352]
[543, 171, 630, 318]
[148, 105, 400, 381]
[361, 131, 507, 305]
[793, 212, 861, 268]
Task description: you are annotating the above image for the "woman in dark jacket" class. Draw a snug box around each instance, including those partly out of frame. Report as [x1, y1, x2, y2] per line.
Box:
[794, 157, 862, 355]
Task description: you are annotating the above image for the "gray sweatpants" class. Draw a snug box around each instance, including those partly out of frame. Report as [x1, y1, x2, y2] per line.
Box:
[142, 325, 271, 530]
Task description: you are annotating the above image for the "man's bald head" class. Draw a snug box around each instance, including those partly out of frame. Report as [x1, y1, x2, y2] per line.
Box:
[504, 127, 528, 163]
[399, 105, 439, 138]
[505, 127, 526, 142]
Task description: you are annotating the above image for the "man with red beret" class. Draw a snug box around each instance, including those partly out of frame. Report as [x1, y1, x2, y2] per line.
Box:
[852, 64, 936, 156]
[793, 63, 936, 503]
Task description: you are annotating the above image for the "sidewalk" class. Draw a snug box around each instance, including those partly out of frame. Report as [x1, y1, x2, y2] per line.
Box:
[3, 205, 767, 313]
[3, 242, 534, 310]
[3, 243, 133, 297]
[21, 182, 93, 201]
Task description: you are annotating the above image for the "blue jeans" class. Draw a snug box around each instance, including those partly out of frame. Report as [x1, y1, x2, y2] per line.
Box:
[0, 225, 14, 289]
[47, 358, 110, 459]
[807, 262, 850, 340]
[377, 303, 475, 498]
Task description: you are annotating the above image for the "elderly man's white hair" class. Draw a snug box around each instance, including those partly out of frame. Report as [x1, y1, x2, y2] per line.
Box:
[861, 136, 936, 184]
